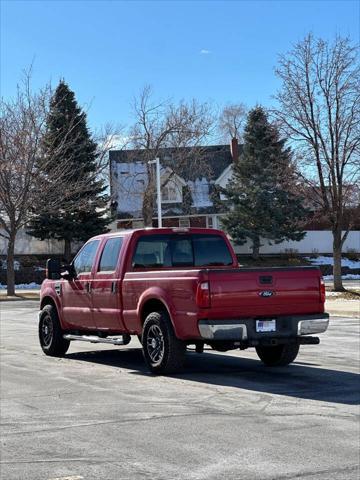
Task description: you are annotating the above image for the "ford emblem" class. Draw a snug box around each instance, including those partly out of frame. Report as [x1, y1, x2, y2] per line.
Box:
[259, 290, 274, 297]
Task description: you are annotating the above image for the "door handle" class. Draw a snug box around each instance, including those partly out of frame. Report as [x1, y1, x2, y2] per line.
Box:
[111, 281, 117, 294]
[86, 282, 91, 293]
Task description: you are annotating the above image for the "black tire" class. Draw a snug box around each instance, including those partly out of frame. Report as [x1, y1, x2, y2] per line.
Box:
[39, 304, 70, 357]
[142, 311, 186, 374]
[255, 343, 299, 367]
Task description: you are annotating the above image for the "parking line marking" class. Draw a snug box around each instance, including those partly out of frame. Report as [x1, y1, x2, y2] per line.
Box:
[48, 476, 84, 480]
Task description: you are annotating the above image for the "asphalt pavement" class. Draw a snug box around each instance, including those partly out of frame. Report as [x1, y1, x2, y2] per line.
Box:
[0, 301, 359, 480]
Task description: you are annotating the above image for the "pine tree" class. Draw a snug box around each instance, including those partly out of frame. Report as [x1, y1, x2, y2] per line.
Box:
[221, 106, 308, 259]
[27, 80, 110, 260]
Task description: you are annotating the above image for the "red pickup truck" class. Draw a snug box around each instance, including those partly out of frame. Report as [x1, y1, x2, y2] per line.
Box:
[39, 228, 329, 373]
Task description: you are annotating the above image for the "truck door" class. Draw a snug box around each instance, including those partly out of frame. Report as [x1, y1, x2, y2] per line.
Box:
[91, 236, 125, 332]
[61, 240, 100, 330]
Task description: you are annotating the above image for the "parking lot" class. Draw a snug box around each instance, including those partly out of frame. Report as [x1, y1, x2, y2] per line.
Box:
[0, 301, 359, 480]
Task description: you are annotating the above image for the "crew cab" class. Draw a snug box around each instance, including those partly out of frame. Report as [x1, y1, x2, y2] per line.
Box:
[39, 228, 329, 373]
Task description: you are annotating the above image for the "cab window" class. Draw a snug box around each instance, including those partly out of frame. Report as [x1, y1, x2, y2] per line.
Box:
[73, 240, 100, 275]
[132, 235, 171, 268]
[98, 237, 123, 272]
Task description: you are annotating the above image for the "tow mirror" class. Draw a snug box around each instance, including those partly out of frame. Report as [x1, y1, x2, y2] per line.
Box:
[61, 264, 76, 281]
[46, 259, 61, 280]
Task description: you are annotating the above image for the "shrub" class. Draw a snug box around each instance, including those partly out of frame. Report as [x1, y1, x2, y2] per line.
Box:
[345, 248, 360, 262]
[310, 248, 319, 259]
[284, 248, 299, 259]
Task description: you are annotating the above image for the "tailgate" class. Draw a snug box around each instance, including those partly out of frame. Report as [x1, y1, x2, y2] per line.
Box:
[207, 267, 323, 319]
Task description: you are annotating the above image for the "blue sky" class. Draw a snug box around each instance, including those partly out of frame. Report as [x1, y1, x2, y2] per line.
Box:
[1, 0, 359, 133]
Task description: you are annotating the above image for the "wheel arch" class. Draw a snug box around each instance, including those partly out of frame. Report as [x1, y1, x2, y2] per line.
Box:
[40, 295, 57, 311]
[140, 298, 171, 326]
[39, 295, 66, 329]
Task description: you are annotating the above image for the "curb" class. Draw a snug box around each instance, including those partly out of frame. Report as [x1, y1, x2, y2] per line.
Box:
[0, 295, 39, 302]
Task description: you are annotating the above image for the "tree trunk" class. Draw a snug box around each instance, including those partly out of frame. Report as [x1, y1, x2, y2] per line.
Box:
[332, 229, 344, 291]
[64, 239, 72, 263]
[6, 232, 16, 296]
[142, 184, 154, 227]
[252, 236, 260, 260]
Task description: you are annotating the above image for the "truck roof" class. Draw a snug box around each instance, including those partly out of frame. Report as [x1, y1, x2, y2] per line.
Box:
[91, 227, 226, 240]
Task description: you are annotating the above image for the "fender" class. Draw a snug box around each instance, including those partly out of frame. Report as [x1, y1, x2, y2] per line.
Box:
[137, 286, 180, 337]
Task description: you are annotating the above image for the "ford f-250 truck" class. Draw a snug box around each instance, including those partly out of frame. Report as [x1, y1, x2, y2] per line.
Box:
[39, 228, 329, 373]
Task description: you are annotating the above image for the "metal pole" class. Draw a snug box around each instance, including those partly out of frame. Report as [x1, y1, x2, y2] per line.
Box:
[155, 157, 162, 227]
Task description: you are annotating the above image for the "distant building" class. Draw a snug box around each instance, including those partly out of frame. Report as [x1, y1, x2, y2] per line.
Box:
[109, 139, 241, 229]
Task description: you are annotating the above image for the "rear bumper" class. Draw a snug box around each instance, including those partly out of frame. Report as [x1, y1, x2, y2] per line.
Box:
[198, 313, 329, 342]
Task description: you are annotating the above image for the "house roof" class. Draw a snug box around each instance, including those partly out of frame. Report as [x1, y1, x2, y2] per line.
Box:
[109, 144, 242, 181]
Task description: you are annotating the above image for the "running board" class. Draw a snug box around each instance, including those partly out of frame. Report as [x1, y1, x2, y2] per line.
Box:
[63, 334, 128, 346]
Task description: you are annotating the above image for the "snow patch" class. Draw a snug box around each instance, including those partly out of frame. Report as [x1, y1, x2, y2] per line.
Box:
[323, 274, 360, 281]
[0, 282, 41, 290]
[306, 256, 359, 269]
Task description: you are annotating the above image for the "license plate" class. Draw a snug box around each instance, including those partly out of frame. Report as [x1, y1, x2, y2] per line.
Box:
[256, 319, 276, 332]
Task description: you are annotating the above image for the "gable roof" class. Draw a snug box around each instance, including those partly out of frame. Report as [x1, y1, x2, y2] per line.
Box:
[161, 167, 187, 186]
[109, 144, 243, 181]
[215, 163, 233, 185]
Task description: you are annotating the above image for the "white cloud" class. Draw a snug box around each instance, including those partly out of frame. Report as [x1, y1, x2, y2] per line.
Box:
[200, 49, 211, 55]
[102, 134, 129, 150]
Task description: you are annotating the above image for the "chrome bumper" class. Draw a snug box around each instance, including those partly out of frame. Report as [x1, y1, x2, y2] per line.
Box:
[198, 320, 248, 340]
[297, 318, 329, 335]
[198, 313, 329, 341]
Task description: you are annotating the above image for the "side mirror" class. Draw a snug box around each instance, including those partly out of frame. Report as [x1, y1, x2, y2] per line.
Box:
[46, 259, 61, 280]
[61, 264, 76, 281]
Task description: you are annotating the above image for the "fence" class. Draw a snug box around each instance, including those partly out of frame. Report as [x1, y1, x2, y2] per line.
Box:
[231, 230, 360, 255]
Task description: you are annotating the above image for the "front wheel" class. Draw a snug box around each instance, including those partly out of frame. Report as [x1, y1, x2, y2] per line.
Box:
[39, 304, 70, 356]
[255, 343, 299, 367]
[142, 311, 186, 374]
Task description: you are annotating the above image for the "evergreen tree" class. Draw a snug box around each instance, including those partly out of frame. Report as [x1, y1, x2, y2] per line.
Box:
[221, 106, 308, 259]
[182, 185, 193, 215]
[27, 80, 110, 260]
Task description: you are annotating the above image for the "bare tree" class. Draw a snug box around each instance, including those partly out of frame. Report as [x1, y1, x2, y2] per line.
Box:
[0, 72, 92, 295]
[274, 34, 360, 291]
[218, 103, 247, 142]
[93, 122, 128, 185]
[129, 86, 215, 226]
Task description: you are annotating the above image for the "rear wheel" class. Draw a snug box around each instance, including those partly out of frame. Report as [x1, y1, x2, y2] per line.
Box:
[255, 343, 299, 367]
[39, 304, 70, 356]
[142, 311, 186, 374]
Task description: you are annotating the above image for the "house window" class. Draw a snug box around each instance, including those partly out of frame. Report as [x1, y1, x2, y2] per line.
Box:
[179, 218, 190, 228]
[162, 181, 181, 203]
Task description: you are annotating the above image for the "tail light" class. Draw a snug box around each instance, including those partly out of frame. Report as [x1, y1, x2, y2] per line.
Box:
[320, 277, 325, 303]
[196, 281, 210, 308]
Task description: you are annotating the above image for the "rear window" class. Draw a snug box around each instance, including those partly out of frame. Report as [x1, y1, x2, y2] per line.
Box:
[193, 234, 233, 266]
[171, 237, 193, 266]
[132, 234, 233, 268]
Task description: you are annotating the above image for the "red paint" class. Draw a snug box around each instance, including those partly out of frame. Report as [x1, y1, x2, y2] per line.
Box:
[40, 228, 326, 340]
